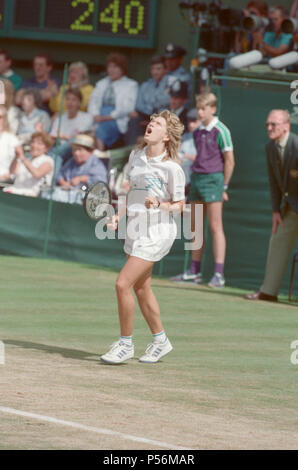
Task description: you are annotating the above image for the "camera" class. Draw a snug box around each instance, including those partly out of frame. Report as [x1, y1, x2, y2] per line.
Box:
[242, 14, 270, 32]
[281, 17, 298, 35]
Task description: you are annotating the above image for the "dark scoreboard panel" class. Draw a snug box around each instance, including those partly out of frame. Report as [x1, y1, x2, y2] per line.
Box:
[0, 0, 157, 48]
[0, 0, 4, 30]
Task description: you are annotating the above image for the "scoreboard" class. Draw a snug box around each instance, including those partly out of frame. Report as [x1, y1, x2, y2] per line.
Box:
[0, 0, 157, 48]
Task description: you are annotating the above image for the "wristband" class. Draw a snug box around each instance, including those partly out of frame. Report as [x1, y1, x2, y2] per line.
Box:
[223, 184, 229, 191]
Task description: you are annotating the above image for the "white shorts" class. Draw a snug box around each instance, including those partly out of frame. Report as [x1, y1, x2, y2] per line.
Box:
[124, 213, 177, 262]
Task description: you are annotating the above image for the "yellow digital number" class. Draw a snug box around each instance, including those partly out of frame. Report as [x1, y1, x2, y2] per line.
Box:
[99, 0, 122, 33]
[70, 0, 94, 32]
[124, 0, 144, 35]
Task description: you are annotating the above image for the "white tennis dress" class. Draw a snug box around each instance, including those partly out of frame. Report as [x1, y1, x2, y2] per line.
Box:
[124, 147, 185, 262]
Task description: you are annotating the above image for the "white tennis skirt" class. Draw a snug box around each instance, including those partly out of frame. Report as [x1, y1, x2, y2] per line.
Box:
[124, 213, 177, 262]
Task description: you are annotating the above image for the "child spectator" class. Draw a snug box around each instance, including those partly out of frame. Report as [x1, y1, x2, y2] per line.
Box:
[0, 105, 21, 182]
[0, 49, 23, 91]
[88, 53, 138, 150]
[172, 93, 235, 288]
[49, 61, 94, 114]
[178, 108, 201, 187]
[4, 131, 54, 197]
[1, 78, 22, 135]
[17, 88, 51, 146]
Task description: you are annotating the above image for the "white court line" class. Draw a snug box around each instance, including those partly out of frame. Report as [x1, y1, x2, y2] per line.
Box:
[0, 406, 190, 450]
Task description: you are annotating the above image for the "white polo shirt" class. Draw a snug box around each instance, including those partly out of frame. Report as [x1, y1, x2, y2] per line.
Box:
[124, 147, 185, 262]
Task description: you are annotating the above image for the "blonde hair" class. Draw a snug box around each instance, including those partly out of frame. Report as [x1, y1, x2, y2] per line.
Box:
[0, 78, 15, 109]
[68, 61, 89, 88]
[0, 104, 10, 132]
[196, 92, 217, 109]
[137, 109, 184, 161]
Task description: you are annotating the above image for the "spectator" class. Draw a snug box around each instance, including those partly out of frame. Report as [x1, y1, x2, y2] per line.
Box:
[235, 1, 269, 52]
[46, 134, 107, 204]
[290, 0, 298, 43]
[0, 49, 23, 91]
[1, 78, 22, 135]
[88, 53, 138, 150]
[15, 53, 60, 113]
[49, 61, 94, 114]
[163, 43, 192, 101]
[260, 6, 292, 57]
[178, 108, 201, 186]
[171, 93, 235, 288]
[244, 110, 298, 302]
[17, 88, 51, 146]
[290, 0, 298, 17]
[0, 105, 21, 182]
[49, 88, 93, 171]
[169, 80, 189, 130]
[127, 55, 170, 144]
[3, 131, 54, 197]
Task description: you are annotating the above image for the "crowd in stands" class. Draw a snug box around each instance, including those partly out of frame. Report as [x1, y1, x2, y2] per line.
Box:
[0, 1, 298, 203]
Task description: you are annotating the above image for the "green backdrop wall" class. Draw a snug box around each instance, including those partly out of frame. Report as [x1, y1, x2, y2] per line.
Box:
[0, 79, 297, 294]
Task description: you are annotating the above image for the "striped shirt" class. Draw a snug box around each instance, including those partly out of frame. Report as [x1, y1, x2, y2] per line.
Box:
[191, 117, 233, 174]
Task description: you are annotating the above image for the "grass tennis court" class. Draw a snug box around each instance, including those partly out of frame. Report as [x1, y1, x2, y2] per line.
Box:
[0, 254, 298, 450]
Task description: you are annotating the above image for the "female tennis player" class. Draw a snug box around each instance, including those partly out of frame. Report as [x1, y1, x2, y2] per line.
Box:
[100, 110, 185, 364]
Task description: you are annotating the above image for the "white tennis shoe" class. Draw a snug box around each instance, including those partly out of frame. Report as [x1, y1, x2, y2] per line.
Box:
[139, 338, 173, 363]
[100, 340, 134, 364]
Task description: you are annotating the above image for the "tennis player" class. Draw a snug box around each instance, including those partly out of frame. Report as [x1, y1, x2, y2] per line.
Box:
[101, 110, 185, 364]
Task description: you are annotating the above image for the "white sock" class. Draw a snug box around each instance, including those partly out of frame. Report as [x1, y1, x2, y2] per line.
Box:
[153, 331, 167, 343]
[120, 336, 133, 347]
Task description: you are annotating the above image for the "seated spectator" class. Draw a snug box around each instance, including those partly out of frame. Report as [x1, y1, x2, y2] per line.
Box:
[163, 43, 192, 102]
[17, 88, 51, 146]
[45, 134, 107, 204]
[49, 61, 94, 114]
[169, 80, 189, 130]
[260, 6, 292, 57]
[3, 131, 54, 197]
[0, 49, 23, 91]
[290, 0, 298, 42]
[178, 109, 201, 187]
[126, 55, 170, 144]
[88, 53, 138, 150]
[15, 53, 60, 113]
[49, 89, 93, 170]
[0, 105, 21, 182]
[1, 78, 22, 135]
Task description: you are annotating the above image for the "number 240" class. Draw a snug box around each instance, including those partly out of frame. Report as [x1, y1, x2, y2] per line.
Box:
[71, 0, 145, 35]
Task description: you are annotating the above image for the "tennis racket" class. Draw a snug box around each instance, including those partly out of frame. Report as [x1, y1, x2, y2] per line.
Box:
[83, 181, 112, 221]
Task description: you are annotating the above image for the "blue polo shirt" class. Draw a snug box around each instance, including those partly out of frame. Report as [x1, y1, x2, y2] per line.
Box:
[264, 31, 292, 50]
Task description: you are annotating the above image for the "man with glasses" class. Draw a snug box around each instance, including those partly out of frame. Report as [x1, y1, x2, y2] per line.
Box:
[245, 109, 298, 301]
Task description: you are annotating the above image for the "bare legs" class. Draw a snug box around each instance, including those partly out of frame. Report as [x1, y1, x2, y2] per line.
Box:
[191, 201, 226, 265]
[115, 256, 163, 337]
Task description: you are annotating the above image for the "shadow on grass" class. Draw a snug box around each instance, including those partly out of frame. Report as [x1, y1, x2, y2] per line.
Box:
[4, 340, 100, 362]
[154, 282, 298, 308]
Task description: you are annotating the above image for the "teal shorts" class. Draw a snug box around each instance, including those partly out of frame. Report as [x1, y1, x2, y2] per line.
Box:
[188, 172, 224, 203]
